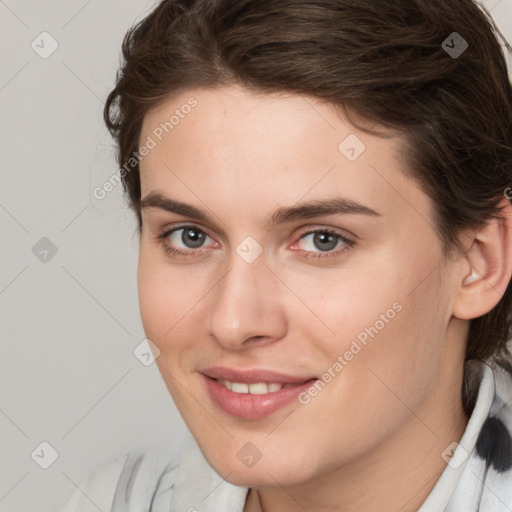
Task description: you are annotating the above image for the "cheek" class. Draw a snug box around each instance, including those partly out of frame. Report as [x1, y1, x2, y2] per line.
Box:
[137, 247, 217, 365]
[137, 249, 187, 345]
[293, 276, 449, 459]
[279, 258, 404, 355]
[302, 249, 449, 388]
[137, 259, 168, 340]
[333, 270, 450, 415]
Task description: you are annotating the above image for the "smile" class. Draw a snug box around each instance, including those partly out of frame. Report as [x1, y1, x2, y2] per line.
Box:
[200, 367, 318, 420]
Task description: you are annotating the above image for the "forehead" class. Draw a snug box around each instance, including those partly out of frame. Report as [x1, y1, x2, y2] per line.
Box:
[138, 85, 432, 226]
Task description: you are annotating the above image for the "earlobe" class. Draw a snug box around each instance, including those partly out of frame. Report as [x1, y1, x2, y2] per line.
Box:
[453, 197, 512, 320]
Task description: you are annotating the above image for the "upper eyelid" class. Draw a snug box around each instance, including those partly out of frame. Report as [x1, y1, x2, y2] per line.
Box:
[160, 223, 215, 241]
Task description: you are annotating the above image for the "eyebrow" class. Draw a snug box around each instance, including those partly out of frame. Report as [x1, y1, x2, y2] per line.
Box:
[140, 192, 381, 227]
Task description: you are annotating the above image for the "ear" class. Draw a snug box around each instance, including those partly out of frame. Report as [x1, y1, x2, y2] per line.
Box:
[453, 197, 512, 320]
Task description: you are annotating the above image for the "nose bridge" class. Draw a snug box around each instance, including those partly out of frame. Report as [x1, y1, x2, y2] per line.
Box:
[207, 243, 286, 349]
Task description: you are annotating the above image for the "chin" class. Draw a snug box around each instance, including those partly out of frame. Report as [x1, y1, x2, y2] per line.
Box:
[204, 450, 312, 488]
[223, 467, 302, 488]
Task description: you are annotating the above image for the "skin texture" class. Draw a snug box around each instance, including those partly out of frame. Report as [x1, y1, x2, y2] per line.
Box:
[136, 84, 511, 512]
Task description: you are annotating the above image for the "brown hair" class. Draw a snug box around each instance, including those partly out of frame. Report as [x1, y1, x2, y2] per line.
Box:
[103, 0, 512, 408]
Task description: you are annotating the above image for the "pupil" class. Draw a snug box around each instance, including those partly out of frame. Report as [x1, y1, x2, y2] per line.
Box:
[314, 232, 337, 251]
[183, 228, 205, 248]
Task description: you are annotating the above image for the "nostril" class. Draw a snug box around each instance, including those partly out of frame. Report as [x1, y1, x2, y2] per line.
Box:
[245, 335, 272, 346]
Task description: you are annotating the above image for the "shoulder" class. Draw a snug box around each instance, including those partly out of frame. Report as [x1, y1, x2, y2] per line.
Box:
[60, 452, 129, 512]
[60, 445, 182, 512]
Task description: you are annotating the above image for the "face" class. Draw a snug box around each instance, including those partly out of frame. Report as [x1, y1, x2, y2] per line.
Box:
[137, 85, 464, 488]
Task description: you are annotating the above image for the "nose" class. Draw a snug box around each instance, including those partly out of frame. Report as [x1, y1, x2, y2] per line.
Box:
[207, 249, 288, 351]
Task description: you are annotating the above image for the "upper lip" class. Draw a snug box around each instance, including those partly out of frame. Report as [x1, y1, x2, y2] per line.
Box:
[201, 366, 317, 384]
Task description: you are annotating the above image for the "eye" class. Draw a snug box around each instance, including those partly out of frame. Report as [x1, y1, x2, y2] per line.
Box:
[157, 225, 215, 256]
[292, 228, 355, 259]
[156, 225, 355, 260]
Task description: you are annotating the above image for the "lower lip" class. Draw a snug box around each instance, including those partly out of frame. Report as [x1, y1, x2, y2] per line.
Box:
[202, 375, 317, 420]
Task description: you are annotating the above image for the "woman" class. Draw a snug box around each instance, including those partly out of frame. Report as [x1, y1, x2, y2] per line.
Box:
[62, 0, 512, 510]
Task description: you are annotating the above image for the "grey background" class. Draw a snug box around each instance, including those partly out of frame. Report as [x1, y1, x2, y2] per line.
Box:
[1, 1, 511, 510]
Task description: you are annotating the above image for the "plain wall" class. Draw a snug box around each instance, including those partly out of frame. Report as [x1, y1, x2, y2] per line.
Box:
[1, 1, 511, 510]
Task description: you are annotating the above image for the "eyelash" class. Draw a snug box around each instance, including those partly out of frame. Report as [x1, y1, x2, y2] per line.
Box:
[155, 225, 356, 260]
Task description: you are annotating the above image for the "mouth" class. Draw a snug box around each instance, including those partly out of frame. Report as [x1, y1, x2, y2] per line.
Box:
[200, 367, 318, 420]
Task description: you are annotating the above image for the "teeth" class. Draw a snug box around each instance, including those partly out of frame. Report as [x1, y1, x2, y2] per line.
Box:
[248, 383, 270, 394]
[231, 382, 249, 393]
[220, 380, 285, 394]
